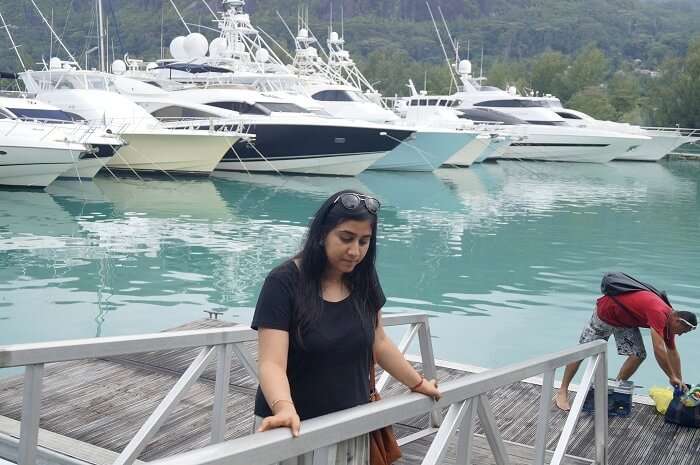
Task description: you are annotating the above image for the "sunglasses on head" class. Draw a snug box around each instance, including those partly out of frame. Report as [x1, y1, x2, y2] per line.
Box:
[332, 193, 381, 215]
[679, 317, 697, 330]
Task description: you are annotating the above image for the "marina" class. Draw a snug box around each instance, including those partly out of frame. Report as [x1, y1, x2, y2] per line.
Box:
[1, 1, 700, 464]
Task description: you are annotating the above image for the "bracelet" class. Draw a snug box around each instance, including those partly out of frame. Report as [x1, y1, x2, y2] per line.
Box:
[270, 399, 294, 410]
[410, 377, 425, 392]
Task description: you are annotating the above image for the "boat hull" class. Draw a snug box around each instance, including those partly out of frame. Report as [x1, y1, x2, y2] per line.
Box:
[370, 130, 477, 172]
[107, 132, 235, 175]
[614, 133, 691, 161]
[443, 135, 490, 167]
[216, 124, 412, 176]
[0, 144, 78, 188]
[500, 129, 646, 163]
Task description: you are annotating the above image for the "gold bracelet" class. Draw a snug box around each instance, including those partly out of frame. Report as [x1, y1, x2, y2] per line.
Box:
[270, 398, 294, 410]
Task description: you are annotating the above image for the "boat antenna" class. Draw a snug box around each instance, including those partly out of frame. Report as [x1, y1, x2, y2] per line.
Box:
[479, 46, 484, 80]
[341, 5, 344, 40]
[426, 2, 458, 89]
[160, 2, 164, 60]
[0, 10, 27, 71]
[437, 6, 458, 58]
[97, 0, 106, 71]
[258, 26, 295, 61]
[466, 39, 470, 60]
[276, 11, 297, 46]
[29, 0, 80, 66]
[201, 0, 217, 20]
[167, 0, 191, 34]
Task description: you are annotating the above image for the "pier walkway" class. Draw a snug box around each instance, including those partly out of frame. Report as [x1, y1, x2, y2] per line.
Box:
[0, 318, 697, 465]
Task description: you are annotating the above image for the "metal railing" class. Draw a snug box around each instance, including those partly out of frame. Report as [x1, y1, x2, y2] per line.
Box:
[147, 340, 608, 465]
[0, 313, 439, 465]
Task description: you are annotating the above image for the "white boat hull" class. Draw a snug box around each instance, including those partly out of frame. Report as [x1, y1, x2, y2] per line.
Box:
[501, 128, 647, 163]
[474, 136, 512, 163]
[0, 144, 80, 188]
[216, 151, 387, 176]
[369, 130, 477, 172]
[58, 156, 111, 180]
[108, 132, 236, 175]
[614, 134, 691, 161]
[443, 135, 490, 167]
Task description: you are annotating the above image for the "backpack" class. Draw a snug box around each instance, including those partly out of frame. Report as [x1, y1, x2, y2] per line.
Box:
[600, 272, 671, 307]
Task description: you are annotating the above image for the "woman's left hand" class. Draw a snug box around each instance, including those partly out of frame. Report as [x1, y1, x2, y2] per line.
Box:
[413, 378, 441, 401]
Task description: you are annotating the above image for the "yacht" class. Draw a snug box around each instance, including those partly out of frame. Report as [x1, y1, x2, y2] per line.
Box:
[0, 96, 124, 180]
[395, 60, 650, 163]
[19, 66, 243, 175]
[294, 28, 482, 170]
[554, 108, 694, 161]
[138, 87, 412, 176]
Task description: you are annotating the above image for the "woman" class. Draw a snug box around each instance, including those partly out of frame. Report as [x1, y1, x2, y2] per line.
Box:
[251, 190, 441, 464]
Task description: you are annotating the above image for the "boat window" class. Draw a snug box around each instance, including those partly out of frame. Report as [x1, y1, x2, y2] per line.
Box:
[458, 108, 526, 125]
[6, 107, 77, 123]
[207, 101, 270, 115]
[427, 99, 439, 106]
[409, 99, 419, 106]
[311, 89, 361, 102]
[86, 76, 108, 91]
[151, 105, 221, 120]
[557, 112, 583, 120]
[258, 102, 310, 113]
[475, 99, 548, 108]
[527, 120, 567, 126]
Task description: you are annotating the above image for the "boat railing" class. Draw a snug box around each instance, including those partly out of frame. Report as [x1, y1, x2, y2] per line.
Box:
[0, 313, 441, 465]
[148, 340, 609, 465]
[641, 126, 700, 138]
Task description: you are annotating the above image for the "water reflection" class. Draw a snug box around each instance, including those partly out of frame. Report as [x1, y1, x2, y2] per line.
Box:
[0, 162, 699, 389]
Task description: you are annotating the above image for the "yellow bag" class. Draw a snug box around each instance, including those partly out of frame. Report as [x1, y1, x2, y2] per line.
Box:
[649, 386, 674, 414]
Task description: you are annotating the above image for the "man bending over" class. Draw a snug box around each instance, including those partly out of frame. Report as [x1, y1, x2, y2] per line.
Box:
[556, 289, 697, 411]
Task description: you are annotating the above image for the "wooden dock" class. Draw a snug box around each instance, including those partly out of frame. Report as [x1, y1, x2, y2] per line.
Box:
[0, 319, 698, 465]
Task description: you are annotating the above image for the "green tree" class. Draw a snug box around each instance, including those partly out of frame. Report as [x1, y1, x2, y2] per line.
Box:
[607, 71, 641, 115]
[568, 86, 618, 121]
[529, 51, 570, 97]
[565, 46, 609, 101]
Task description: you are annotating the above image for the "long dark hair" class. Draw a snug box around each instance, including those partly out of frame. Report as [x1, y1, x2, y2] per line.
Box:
[293, 190, 383, 343]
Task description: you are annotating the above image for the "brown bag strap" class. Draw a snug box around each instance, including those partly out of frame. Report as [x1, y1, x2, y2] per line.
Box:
[369, 353, 377, 396]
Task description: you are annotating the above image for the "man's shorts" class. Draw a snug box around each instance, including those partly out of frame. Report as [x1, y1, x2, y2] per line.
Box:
[579, 308, 647, 359]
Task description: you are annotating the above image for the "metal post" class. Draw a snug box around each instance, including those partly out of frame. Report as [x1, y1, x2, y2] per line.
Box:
[212, 344, 233, 444]
[455, 399, 476, 465]
[477, 395, 511, 465]
[18, 364, 44, 465]
[593, 353, 608, 465]
[416, 318, 441, 426]
[533, 370, 554, 465]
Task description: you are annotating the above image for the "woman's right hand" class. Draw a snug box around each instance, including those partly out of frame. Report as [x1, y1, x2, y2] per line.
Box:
[257, 403, 301, 437]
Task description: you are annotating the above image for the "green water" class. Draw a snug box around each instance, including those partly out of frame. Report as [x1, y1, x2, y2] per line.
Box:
[1, 161, 699, 390]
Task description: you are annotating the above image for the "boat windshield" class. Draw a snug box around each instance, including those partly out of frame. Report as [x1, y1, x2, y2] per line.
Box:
[258, 102, 310, 113]
[475, 99, 552, 108]
[6, 107, 84, 123]
[312, 89, 369, 103]
[407, 98, 461, 107]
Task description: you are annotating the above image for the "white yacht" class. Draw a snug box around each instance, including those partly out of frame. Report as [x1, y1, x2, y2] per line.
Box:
[0, 96, 125, 180]
[294, 28, 482, 170]
[138, 87, 412, 176]
[554, 108, 694, 161]
[19, 66, 243, 175]
[395, 60, 650, 163]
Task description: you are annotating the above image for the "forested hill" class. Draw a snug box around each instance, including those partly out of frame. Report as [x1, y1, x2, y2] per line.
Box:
[1, 0, 698, 69]
[0, 0, 699, 126]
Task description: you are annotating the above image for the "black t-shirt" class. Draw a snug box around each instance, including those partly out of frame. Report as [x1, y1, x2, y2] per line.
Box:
[251, 260, 386, 420]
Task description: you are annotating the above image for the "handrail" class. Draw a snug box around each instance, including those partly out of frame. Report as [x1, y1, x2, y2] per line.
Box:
[148, 340, 608, 465]
[0, 313, 425, 368]
[0, 313, 440, 465]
